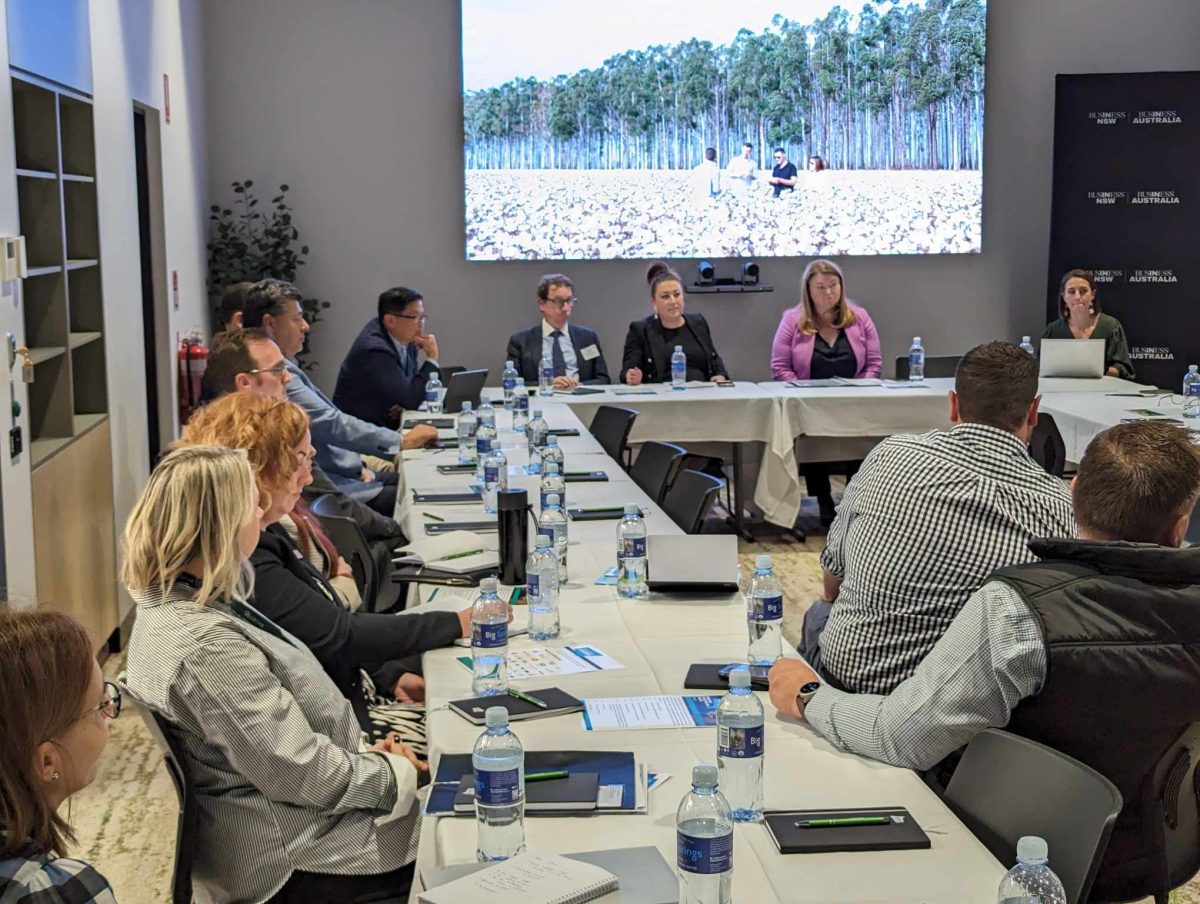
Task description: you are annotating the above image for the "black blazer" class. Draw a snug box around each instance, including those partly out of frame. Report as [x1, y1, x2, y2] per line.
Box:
[620, 312, 729, 383]
[333, 316, 438, 427]
[505, 322, 611, 384]
[249, 526, 461, 728]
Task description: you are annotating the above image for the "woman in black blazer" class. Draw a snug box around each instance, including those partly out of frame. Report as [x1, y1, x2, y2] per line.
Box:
[621, 261, 730, 384]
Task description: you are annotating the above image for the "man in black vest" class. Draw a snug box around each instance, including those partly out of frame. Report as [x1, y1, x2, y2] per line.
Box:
[769, 420, 1200, 901]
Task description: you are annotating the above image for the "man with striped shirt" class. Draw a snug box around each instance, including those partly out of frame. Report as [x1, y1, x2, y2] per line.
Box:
[798, 341, 1075, 694]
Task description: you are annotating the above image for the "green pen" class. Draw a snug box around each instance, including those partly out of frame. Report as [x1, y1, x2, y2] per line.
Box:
[423, 512, 445, 522]
[507, 688, 548, 709]
[426, 588, 439, 603]
[794, 816, 891, 828]
[442, 548, 485, 561]
[525, 770, 569, 782]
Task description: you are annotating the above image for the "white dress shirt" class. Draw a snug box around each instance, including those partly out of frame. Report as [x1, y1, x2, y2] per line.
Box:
[541, 319, 578, 378]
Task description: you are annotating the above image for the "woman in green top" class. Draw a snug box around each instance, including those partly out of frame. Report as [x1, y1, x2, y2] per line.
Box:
[1043, 269, 1135, 379]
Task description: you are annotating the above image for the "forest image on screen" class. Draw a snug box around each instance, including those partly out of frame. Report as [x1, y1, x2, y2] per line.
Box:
[462, 0, 986, 261]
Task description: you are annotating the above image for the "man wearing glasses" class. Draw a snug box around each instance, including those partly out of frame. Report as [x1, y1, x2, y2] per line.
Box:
[504, 273, 611, 389]
[335, 286, 444, 427]
[768, 147, 798, 197]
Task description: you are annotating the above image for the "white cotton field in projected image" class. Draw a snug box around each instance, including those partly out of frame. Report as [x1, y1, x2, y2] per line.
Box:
[461, 0, 987, 261]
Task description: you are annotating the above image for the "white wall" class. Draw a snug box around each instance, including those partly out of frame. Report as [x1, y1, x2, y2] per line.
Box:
[202, 0, 1200, 393]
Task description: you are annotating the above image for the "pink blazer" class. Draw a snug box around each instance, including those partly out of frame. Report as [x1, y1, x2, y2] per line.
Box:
[770, 301, 882, 380]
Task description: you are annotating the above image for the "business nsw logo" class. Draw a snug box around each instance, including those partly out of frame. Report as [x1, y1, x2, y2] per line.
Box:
[1132, 190, 1180, 205]
[1090, 269, 1124, 284]
[1132, 109, 1182, 125]
[1087, 191, 1126, 205]
[1088, 110, 1126, 126]
[1129, 269, 1178, 283]
[1131, 347, 1176, 361]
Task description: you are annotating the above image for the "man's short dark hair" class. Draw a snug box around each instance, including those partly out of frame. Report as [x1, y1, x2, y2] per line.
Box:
[242, 279, 302, 327]
[218, 281, 254, 328]
[743, 142, 753, 150]
[536, 273, 574, 301]
[954, 341, 1038, 431]
[1075, 421, 1200, 544]
[705, 147, 717, 162]
[773, 147, 786, 156]
[378, 287, 423, 321]
[203, 328, 272, 397]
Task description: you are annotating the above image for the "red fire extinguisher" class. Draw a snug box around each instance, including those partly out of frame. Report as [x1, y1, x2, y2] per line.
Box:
[178, 330, 209, 424]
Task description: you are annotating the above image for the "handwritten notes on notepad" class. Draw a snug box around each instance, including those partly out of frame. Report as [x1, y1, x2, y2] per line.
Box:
[418, 852, 618, 904]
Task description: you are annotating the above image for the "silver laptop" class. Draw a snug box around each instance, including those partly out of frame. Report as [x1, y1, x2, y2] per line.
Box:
[646, 534, 739, 592]
[1039, 339, 1105, 378]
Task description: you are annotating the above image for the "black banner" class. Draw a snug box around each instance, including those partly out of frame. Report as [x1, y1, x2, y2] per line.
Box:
[1047, 71, 1200, 389]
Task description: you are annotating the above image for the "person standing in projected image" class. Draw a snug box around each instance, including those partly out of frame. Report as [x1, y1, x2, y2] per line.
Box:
[1042, 269, 1135, 380]
[809, 155, 828, 173]
[726, 142, 757, 194]
[693, 147, 721, 201]
[768, 147, 798, 197]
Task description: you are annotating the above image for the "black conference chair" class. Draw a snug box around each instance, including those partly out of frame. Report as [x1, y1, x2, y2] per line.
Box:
[662, 468, 726, 534]
[942, 729, 1122, 904]
[895, 354, 961, 380]
[589, 405, 638, 469]
[629, 441, 687, 504]
[1029, 412, 1067, 478]
[1135, 721, 1200, 903]
[310, 494, 380, 611]
[126, 691, 196, 904]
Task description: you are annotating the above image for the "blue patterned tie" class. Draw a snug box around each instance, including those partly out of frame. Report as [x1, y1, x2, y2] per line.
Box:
[550, 331, 567, 377]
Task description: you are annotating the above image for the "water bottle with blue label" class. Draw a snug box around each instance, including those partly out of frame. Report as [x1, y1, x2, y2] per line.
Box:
[1183, 365, 1200, 419]
[470, 577, 508, 696]
[671, 345, 687, 391]
[717, 668, 764, 823]
[541, 493, 568, 582]
[526, 533, 560, 640]
[617, 504, 648, 599]
[539, 353, 554, 398]
[908, 337, 925, 382]
[676, 764, 733, 904]
[511, 383, 530, 432]
[746, 554, 782, 666]
[525, 410, 549, 474]
[1019, 336, 1036, 358]
[425, 370, 445, 413]
[473, 706, 526, 862]
[501, 360, 520, 410]
[539, 462, 566, 512]
[457, 402, 478, 466]
[997, 836, 1066, 904]
[475, 403, 497, 483]
[482, 445, 508, 514]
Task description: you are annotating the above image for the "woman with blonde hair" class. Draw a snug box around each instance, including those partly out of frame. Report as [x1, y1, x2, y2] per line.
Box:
[122, 444, 425, 902]
[0, 610, 119, 903]
[178, 392, 468, 752]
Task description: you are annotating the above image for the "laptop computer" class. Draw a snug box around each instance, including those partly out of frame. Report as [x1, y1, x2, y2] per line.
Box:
[1039, 339, 1104, 378]
[441, 368, 489, 413]
[646, 534, 739, 592]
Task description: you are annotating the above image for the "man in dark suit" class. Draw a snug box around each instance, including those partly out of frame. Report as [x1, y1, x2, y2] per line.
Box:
[504, 273, 611, 388]
[334, 287, 443, 428]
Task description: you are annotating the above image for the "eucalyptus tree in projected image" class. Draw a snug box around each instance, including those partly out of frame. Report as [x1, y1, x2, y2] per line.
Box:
[461, 0, 987, 261]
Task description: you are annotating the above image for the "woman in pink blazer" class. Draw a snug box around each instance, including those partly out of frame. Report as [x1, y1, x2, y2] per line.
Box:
[770, 260, 882, 525]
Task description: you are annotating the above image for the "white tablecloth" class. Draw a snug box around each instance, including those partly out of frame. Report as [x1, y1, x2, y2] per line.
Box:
[1040, 389, 1183, 462]
[399, 401, 1005, 902]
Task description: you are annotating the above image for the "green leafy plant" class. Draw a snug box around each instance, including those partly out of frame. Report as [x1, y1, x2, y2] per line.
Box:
[207, 180, 331, 369]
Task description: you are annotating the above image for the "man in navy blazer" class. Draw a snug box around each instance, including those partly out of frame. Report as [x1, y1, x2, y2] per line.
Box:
[504, 273, 611, 388]
[334, 287, 443, 428]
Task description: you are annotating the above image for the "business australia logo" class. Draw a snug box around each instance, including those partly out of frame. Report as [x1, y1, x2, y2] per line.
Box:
[1087, 110, 1126, 125]
[1132, 190, 1180, 205]
[1087, 191, 1126, 205]
[1132, 109, 1182, 125]
[1090, 269, 1124, 284]
[1129, 269, 1178, 283]
[1131, 347, 1175, 362]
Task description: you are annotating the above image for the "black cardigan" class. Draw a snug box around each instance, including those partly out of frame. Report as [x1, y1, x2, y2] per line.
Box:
[619, 312, 729, 383]
[249, 525, 461, 727]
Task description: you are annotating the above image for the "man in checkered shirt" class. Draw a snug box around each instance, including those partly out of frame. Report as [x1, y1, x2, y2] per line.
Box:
[800, 341, 1075, 694]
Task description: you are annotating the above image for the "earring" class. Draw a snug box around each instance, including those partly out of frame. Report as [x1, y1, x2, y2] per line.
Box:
[51, 772, 60, 781]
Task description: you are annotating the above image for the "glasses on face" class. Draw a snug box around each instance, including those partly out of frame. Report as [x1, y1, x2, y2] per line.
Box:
[395, 313, 428, 326]
[88, 682, 122, 721]
[544, 297, 578, 310]
[245, 361, 288, 377]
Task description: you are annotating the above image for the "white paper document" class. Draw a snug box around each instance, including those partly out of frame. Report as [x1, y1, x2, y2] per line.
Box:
[458, 645, 624, 680]
[581, 695, 720, 731]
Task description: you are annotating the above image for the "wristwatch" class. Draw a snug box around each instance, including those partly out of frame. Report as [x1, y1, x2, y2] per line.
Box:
[796, 680, 822, 713]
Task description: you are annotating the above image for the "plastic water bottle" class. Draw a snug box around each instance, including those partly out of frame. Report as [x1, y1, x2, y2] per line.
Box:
[996, 836, 1067, 904]
[671, 345, 687, 391]
[478, 397, 497, 431]
[475, 409, 497, 483]
[501, 360, 520, 410]
[746, 554, 782, 666]
[617, 504, 648, 599]
[457, 402, 478, 466]
[541, 434, 564, 477]
[1183, 365, 1200, 419]
[525, 410, 549, 474]
[539, 353, 554, 398]
[1019, 336, 1036, 358]
[908, 337, 925, 382]
[511, 383, 530, 433]
[482, 445, 508, 514]
[470, 577, 508, 697]
[676, 764, 733, 904]
[526, 533, 561, 640]
[425, 370, 445, 413]
[473, 706, 526, 862]
[539, 462, 566, 512]
[717, 668, 764, 823]
[541, 493, 569, 582]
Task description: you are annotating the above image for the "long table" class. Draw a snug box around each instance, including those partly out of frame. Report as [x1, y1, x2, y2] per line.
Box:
[400, 400, 1006, 902]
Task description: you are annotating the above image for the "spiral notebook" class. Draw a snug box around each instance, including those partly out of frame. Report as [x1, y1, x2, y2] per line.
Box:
[417, 852, 618, 904]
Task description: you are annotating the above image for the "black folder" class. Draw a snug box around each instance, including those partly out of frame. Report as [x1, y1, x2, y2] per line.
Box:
[425, 520, 497, 535]
[453, 772, 599, 812]
[684, 663, 768, 690]
[448, 687, 584, 724]
[764, 807, 930, 854]
[564, 470, 609, 482]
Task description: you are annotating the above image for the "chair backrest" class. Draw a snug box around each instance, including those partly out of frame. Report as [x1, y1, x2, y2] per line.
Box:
[1028, 412, 1067, 478]
[629, 441, 686, 504]
[310, 494, 379, 611]
[895, 354, 961, 380]
[589, 405, 638, 468]
[125, 691, 196, 904]
[1142, 721, 1200, 897]
[943, 729, 1122, 904]
[662, 468, 725, 534]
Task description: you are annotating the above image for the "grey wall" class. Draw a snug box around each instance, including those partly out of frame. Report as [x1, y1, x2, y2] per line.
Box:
[202, 0, 1200, 393]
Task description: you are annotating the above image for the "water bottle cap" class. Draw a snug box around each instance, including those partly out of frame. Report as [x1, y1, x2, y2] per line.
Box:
[546, 435, 558, 445]
[755, 554, 772, 570]
[912, 336, 921, 343]
[623, 503, 639, 515]
[430, 370, 439, 379]
[544, 462, 559, 474]
[480, 576, 498, 592]
[532, 410, 543, 417]
[536, 533, 551, 547]
[461, 402, 473, 412]
[675, 345, 683, 351]
[484, 706, 509, 728]
[1021, 336, 1030, 343]
[728, 667, 752, 688]
[507, 360, 516, 367]
[1191, 365, 1199, 372]
[1016, 836, 1048, 863]
[692, 764, 718, 787]
[546, 493, 560, 505]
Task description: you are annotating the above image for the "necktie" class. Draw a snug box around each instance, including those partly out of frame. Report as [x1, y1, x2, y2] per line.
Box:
[550, 330, 567, 377]
[401, 345, 415, 377]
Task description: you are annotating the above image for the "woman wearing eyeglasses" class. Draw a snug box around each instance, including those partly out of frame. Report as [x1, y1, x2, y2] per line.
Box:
[0, 610, 119, 903]
[122, 445, 427, 903]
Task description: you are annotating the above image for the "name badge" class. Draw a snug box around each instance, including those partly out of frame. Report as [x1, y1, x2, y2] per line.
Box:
[581, 344, 600, 361]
